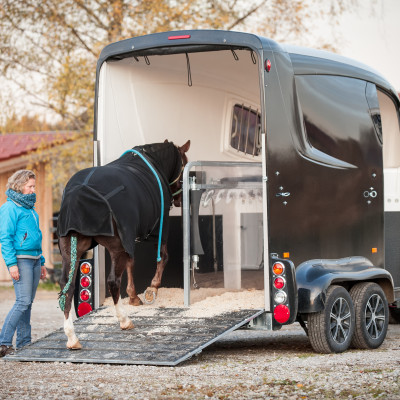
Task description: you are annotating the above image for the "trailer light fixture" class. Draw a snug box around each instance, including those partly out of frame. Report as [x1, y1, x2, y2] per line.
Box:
[274, 304, 290, 324]
[264, 59, 271, 72]
[372, 247, 377, 253]
[80, 276, 91, 288]
[77, 302, 93, 317]
[272, 262, 285, 275]
[80, 262, 92, 275]
[283, 252, 290, 258]
[274, 290, 287, 304]
[168, 35, 191, 40]
[274, 277, 286, 290]
[80, 289, 91, 302]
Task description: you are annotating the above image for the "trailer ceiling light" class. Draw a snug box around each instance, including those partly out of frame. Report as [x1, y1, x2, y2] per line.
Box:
[80, 262, 92, 275]
[274, 277, 285, 290]
[80, 276, 91, 288]
[274, 290, 287, 304]
[168, 35, 191, 40]
[80, 289, 91, 302]
[274, 304, 290, 324]
[77, 302, 92, 317]
[272, 262, 285, 275]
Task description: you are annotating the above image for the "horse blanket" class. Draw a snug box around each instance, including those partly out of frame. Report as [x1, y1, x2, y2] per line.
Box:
[57, 142, 182, 258]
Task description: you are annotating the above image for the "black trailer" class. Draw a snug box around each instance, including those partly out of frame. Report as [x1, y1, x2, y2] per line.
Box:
[19, 30, 400, 362]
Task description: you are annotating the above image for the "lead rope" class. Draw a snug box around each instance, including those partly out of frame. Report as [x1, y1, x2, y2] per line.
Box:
[121, 149, 164, 262]
[58, 235, 77, 311]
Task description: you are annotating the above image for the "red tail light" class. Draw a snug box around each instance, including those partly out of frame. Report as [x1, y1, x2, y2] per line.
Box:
[80, 289, 91, 302]
[80, 276, 91, 288]
[274, 277, 285, 289]
[274, 304, 290, 324]
[77, 302, 92, 317]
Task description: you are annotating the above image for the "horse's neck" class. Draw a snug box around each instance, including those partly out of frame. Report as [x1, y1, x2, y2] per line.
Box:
[145, 144, 176, 181]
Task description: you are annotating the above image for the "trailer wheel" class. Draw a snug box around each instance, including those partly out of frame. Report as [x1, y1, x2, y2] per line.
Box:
[349, 282, 389, 349]
[308, 285, 355, 353]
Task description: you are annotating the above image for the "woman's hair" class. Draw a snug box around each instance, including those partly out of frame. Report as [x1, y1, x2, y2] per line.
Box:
[6, 170, 36, 193]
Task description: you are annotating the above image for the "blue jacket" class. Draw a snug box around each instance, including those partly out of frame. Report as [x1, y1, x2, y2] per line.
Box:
[0, 198, 45, 268]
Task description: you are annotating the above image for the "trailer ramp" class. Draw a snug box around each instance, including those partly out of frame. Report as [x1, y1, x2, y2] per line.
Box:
[5, 307, 263, 366]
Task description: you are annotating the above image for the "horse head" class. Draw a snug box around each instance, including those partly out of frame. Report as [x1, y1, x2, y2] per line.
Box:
[169, 140, 190, 207]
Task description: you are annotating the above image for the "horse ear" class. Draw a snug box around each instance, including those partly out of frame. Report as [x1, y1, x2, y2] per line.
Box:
[164, 139, 169, 143]
[180, 140, 190, 153]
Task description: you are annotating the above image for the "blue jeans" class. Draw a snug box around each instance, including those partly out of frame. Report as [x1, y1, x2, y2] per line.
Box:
[0, 258, 41, 348]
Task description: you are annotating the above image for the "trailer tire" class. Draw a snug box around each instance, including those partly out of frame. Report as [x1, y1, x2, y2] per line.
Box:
[349, 282, 389, 349]
[308, 285, 355, 354]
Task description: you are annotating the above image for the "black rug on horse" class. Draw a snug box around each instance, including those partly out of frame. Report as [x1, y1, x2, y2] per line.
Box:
[57, 142, 182, 258]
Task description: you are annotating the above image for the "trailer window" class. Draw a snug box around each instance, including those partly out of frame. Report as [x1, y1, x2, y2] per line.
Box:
[230, 104, 261, 156]
[377, 90, 400, 168]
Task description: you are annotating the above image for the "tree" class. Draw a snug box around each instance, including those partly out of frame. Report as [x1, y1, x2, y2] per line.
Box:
[0, 0, 355, 131]
[0, 0, 357, 209]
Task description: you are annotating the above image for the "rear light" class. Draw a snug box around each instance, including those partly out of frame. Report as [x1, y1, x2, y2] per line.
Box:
[274, 290, 287, 304]
[274, 277, 285, 289]
[273, 262, 285, 275]
[80, 262, 92, 275]
[77, 302, 92, 317]
[80, 276, 91, 288]
[168, 35, 191, 40]
[274, 304, 290, 324]
[264, 59, 271, 72]
[80, 289, 91, 302]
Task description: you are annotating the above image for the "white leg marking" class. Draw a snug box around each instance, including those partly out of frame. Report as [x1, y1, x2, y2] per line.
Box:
[64, 313, 82, 349]
[115, 297, 134, 330]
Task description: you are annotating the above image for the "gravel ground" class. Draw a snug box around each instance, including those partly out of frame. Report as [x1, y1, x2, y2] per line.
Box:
[0, 285, 399, 400]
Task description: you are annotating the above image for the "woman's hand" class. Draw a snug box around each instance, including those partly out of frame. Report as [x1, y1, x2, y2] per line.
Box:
[9, 265, 19, 281]
[40, 265, 47, 280]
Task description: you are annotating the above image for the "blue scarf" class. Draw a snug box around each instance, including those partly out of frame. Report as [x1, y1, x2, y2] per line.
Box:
[6, 189, 36, 209]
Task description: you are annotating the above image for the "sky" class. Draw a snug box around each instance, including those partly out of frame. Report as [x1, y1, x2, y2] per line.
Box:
[335, 0, 400, 91]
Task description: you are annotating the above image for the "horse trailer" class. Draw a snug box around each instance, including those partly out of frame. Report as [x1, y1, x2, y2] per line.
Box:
[8, 30, 400, 365]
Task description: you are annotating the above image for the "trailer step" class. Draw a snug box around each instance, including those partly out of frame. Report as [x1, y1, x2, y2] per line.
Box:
[5, 307, 264, 365]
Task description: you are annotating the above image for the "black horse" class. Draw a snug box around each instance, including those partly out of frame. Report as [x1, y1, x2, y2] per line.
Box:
[57, 140, 190, 349]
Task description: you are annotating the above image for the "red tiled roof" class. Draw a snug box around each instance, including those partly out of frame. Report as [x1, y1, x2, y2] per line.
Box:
[0, 132, 77, 162]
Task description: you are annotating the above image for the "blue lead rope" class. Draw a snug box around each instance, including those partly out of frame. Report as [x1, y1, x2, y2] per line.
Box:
[121, 149, 164, 262]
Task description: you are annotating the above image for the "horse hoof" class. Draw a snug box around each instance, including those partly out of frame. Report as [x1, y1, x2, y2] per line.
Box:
[144, 287, 157, 304]
[120, 320, 134, 330]
[67, 340, 82, 350]
[129, 297, 143, 306]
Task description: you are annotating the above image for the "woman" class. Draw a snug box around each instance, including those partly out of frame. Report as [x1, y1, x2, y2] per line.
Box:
[0, 170, 46, 357]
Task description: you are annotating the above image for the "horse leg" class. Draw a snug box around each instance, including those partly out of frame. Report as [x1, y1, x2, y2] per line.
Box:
[59, 233, 91, 349]
[144, 242, 168, 304]
[107, 250, 134, 330]
[126, 257, 143, 306]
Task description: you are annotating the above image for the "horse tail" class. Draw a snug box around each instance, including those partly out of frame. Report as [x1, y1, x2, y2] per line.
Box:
[58, 234, 78, 311]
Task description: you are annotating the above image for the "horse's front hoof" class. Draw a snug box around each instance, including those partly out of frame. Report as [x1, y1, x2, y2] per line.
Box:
[120, 319, 134, 330]
[129, 296, 143, 306]
[144, 287, 157, 304]
[67, 340, 82, 350]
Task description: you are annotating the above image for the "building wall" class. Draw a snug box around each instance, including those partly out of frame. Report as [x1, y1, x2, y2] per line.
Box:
[0, 160, 53, 281]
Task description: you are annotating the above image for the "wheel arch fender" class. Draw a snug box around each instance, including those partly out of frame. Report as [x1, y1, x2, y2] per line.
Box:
[296, 257, 394, 314]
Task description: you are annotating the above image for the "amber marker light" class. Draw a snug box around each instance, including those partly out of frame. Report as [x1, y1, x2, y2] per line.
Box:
[272, 262, 285, 275]
[283, 252, 290, 259]
[80, 262, 92, 275]
[372, 248, 378, 253]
